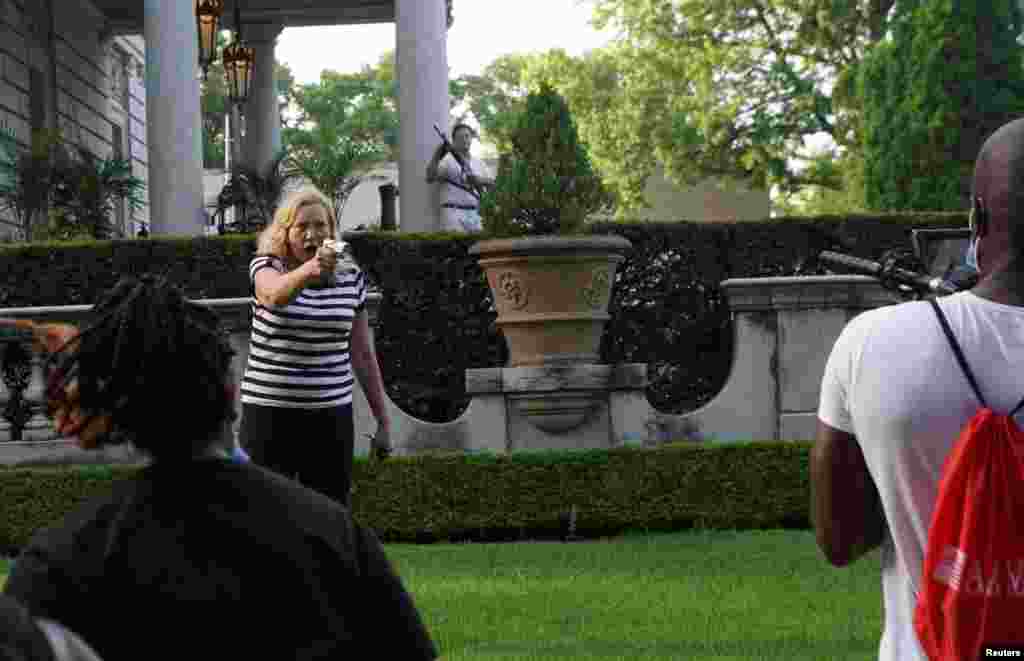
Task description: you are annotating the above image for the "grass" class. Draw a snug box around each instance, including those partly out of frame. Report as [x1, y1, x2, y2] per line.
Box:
[0, 530, 883, 660]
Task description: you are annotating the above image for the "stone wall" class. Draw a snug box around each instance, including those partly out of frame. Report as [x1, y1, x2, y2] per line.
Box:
[0, 0, 149, 239]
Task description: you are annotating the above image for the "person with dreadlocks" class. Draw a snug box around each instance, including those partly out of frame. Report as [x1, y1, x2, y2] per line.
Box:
[0, 274, 438, 661]
[239, 186, 391, 507]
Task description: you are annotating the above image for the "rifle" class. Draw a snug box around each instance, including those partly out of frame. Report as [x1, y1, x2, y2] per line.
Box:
[818, 250, 978, 299]
[433, 124, 482, 200]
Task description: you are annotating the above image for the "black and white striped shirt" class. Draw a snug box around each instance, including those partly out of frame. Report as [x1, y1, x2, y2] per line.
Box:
[241, 255, 367, 409]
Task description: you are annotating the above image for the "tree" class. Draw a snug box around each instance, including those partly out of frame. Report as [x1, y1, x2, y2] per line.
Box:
[479, 83, 612, 237]
[286, 50, 472, 161]
[282, 50, 473, 219]
[47, 143, 147, 240]
[568, 0, 900, 212]
[0, 130, 61, 241]
[451, 54, 537, 153]
[860, 0, 1024, 210]
[282, 54, 396, 219]
[773, 147, 867, 215]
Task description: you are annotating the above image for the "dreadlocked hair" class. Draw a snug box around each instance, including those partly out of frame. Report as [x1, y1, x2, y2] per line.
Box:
[45, 274, 237, 459]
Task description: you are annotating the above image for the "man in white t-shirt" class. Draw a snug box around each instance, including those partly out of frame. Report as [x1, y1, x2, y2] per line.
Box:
[813, 118, 1024, 660]
[425, 123, 494, 233]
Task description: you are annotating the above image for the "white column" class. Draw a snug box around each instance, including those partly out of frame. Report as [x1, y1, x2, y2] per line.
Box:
[397, 0, 449, 233]
[142, 0, 206, 236]
[242, 24, 283, 178]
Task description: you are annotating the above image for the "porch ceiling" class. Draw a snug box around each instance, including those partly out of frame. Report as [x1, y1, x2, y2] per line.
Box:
[92, 1, 395, 34]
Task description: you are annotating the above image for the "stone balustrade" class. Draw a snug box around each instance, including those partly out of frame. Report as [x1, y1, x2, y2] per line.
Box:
[0, 275, 903, 465]
[645, 275, 902, 443]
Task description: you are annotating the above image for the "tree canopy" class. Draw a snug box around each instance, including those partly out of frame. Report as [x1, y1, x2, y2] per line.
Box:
[450, 0, 899, 217]
[202, 2, 1024, 219]
[580, 1, 911, 212]
[861, 0, 1024, 210]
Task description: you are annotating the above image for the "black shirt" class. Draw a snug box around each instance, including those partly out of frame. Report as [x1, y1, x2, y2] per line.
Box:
[4, 458, 438, 660]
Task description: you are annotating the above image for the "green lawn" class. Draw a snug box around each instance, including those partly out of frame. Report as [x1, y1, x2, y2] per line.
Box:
[1, 530, 883, 660]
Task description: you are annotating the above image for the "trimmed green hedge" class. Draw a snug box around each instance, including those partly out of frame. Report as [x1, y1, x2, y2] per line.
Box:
[0, 443, 811, 553]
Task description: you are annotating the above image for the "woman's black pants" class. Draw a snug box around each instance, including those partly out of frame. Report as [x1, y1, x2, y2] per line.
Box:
[239, 403, 354, 507]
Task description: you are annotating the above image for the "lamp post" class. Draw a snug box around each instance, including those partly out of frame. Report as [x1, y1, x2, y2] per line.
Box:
[223, 40, 255, 111]
[195, 0, 224, 81]
[221, 3, 255, 113]
[195, 0, 254, 110]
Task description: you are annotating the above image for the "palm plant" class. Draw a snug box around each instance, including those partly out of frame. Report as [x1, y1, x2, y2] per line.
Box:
[285, 130, 389, 222]
[48, 144, 146, 240]
[212, 150, 300, 234]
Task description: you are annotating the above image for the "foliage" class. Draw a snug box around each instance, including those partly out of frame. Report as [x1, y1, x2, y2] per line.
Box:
[210, 150, 299, 233]
[44, 144, 146, 240]
[860, 0, 1024, 211]
[285, 110, 389, 220]
[0, 129, 64, 241]
[479, 84, 613, 237]
[773, 148, 868, 216]
[284, 50, 471, 160]
[280, 51, 476, 221]
[0, 443, 810, 553]
[452, 54, 538, 154]
[284, 59, 398, 161]
[489, 0, 897, 215]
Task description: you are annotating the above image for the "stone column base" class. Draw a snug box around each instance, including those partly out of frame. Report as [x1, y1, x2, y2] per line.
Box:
[465, 363, 650, 452]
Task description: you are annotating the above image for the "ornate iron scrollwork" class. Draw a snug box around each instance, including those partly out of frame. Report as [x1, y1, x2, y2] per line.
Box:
[2, 337, 35, 441]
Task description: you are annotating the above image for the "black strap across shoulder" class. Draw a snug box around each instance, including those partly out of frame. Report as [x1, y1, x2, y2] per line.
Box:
[928, 299, 990, 410]
[928, 299, 1024, 415]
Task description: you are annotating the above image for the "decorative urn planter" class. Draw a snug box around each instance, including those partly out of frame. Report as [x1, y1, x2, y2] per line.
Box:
[469, 235, 633, 367]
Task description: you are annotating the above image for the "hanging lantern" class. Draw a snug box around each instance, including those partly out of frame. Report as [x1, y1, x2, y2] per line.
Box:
[223, 39, 255, 108]
[195, 0, 224, 80]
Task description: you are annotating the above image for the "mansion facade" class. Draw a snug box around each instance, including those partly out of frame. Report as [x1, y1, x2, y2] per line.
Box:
[0, 0, 148, 238]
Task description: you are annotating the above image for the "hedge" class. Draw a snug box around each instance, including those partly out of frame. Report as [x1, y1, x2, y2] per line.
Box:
[0, 442, 811, 554]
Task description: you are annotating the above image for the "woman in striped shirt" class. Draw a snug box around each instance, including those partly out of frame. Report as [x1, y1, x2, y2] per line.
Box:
[238, 187, 391, 506]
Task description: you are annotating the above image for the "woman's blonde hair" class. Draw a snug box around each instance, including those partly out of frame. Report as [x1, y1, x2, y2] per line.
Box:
[256, 187, 336, 258]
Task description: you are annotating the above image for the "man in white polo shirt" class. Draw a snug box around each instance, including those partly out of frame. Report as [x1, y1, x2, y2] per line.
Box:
[425, 123, 494, 233]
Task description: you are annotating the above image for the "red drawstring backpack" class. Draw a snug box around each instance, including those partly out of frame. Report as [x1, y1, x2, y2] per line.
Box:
[913, 299, 1024, 659]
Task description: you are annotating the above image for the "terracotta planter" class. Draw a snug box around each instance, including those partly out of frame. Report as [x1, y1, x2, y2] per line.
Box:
[469, 235, 633, 367]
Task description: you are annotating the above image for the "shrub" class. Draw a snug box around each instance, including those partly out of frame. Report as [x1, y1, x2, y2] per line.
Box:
[479, 83, 613, 237]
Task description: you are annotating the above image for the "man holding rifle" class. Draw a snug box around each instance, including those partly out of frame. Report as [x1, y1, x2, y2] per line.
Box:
[812, 117, 1024, 660]
[426, 123, 495, 233]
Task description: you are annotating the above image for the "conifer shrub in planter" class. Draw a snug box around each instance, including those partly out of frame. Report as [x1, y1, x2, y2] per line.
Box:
[470, 83, 631, 366]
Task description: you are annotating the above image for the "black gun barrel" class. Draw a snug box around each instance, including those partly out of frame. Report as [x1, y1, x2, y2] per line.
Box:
[818, 250, 958, 296]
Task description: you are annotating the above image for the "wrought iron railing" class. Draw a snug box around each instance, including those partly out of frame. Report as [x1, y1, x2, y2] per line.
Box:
[0, 292, 381, 444]
[1, 335, 36, 441]
[0, 299, 250, 443]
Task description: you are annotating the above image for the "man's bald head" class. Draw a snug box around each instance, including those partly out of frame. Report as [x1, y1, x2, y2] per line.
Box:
[974, 118, 1024, 229]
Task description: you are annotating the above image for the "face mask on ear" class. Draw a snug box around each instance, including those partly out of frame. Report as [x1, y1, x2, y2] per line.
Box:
[965, 235, 979, 271]
[965, 197, 983, 273]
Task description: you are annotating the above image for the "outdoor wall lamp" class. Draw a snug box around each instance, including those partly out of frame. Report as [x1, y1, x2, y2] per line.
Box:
[195, 0, 255, 110]
[222, 2, 255, 111]
[194, 0, 224, 81]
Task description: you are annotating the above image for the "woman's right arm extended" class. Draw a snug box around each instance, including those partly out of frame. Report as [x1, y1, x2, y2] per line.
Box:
[254, 258, 320, 308]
